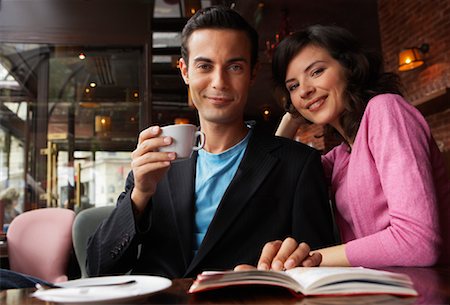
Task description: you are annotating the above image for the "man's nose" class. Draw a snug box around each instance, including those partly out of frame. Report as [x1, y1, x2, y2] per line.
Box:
[211, 69, 228, 90]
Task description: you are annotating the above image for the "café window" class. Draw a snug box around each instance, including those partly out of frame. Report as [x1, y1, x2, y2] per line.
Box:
[0, 43, 142, 215]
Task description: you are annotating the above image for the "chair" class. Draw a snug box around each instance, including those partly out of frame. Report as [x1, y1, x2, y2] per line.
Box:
[72, 205, 114, 278]
[0, 199, 5, 232]
[6, 208, 75, 283]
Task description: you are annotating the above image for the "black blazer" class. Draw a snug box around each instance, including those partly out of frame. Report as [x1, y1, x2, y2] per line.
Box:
[86, 128, 336, 279]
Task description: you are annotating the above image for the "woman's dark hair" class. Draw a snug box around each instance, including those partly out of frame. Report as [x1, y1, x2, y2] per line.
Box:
[272, 24, 402, 142]
[181, 6, 259, 70]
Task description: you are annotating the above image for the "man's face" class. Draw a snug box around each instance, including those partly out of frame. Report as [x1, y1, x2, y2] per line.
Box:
[179, 29, 256, 126]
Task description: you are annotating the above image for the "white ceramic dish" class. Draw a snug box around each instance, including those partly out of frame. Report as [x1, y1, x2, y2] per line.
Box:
[32, 275, 172, 303]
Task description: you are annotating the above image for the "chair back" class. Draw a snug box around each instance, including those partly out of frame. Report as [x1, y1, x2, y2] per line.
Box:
[7, 208, 75, 283]
[72, 205, 114, 278]
[0, 199, 4, 232]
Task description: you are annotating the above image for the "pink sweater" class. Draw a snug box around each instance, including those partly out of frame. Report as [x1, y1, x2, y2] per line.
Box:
[322, 94, 450, 267]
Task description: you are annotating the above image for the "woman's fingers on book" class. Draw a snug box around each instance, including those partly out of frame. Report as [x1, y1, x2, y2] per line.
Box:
[233, 264, 256, 271]
[251, 238, 320, 272]
[282, 241, 319, 269]
[301, 252, 322, 267]
[273, 238, 302, 270]
[257, 240, 283, 270]
[256, 238, 317, 271]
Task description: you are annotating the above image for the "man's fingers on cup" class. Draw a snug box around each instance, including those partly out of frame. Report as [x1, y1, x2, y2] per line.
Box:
[284, 242, 312, 269]
[138, 126, 161, 144]
[133, 161, 171, 176]
[133, 137, 173, 158]
[131, 152, 176, 168]
[257, 240, 283, 270]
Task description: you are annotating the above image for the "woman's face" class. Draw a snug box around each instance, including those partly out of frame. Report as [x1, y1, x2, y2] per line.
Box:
[285, 44, 347, 132]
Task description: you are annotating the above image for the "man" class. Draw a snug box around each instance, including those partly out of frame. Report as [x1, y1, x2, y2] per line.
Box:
[86, 6, 335, 279]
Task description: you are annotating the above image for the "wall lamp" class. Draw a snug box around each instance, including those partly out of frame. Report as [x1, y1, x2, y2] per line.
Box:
[398, 43, 429, 72]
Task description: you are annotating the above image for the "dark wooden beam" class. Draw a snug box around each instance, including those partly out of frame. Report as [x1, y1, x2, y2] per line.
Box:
[0, 104, 26, 141]
[415, 88, 450, 117]
[153, 18, 188, 32]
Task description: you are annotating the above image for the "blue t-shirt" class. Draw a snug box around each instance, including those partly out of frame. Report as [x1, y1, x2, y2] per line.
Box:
[194, 130, 252, 251]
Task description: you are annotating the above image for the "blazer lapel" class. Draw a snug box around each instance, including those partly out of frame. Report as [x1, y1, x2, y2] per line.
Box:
[185, 129, 281, 275]
[166, 154, 197, 269]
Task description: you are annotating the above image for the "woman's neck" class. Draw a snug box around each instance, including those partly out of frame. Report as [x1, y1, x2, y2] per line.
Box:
[330, 122, 354, 148]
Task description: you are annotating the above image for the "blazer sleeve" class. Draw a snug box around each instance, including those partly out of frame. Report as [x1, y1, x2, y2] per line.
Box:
[86, 172, 150, 276]
[292, 148, 337, 249]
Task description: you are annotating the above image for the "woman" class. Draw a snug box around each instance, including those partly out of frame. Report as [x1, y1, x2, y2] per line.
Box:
[254, 25, 450, 269]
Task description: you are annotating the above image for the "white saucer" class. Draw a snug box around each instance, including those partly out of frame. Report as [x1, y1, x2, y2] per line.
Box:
[32, 275, 172, 303]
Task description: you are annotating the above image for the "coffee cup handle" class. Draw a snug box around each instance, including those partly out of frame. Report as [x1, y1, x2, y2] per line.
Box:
[193, 131, 205, 151]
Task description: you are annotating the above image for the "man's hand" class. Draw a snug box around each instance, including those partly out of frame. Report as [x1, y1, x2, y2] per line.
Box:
[234, 238, 322, 271]
[130, 126, 176, 214]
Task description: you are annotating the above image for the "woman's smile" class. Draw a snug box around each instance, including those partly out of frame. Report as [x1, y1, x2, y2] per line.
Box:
[305, 96, 327, 112]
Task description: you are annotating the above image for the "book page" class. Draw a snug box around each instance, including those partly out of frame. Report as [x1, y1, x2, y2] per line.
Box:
[285, 267, 414, 292]
[190, 267, 417, 296]
[285, 267, 362, 289]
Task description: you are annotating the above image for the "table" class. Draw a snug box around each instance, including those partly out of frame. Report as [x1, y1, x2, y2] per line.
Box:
[1, 266, 449, 304]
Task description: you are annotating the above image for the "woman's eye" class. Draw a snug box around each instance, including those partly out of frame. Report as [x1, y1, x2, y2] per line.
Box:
[287, 83, 299, 92]
[311, 68, 325, 77]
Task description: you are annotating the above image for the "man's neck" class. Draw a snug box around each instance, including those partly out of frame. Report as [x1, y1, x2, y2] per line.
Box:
[200, 121, 249, 154]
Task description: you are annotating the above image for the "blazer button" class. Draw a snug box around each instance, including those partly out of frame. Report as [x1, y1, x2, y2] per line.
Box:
[110, 251, 117, 258]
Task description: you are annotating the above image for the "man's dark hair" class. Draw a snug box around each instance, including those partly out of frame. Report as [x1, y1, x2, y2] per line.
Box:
[181, 6, 259, 69]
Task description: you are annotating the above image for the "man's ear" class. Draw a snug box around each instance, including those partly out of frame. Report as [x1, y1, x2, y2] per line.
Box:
[250, 62, 260, 85]
[179, 57, 189, 85]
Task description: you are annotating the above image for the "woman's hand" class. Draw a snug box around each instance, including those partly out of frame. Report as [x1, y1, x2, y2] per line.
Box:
[275, 113, 306, 139]
[234, 238, 322, 271]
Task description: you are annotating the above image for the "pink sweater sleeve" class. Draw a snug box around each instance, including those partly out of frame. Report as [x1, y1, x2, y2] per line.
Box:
[345, 94, 441, 267]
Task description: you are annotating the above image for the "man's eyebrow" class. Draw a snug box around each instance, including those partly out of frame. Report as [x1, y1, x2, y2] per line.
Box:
[193, 57, 213, 63]
[226, 57, 248, 64]
[192, 56, 248, 64]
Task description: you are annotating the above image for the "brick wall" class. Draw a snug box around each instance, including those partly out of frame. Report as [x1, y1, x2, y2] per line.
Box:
[378, 0, 450, 151]
[427, 109, 450, 151]
[294, 124, 343, 153]
[294, 124, 325, 151]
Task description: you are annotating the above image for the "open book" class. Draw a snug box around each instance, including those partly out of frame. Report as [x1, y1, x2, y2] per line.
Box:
[189, 267, 418, 297]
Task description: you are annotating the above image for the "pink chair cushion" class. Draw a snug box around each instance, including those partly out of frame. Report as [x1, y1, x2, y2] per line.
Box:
[7, 208, 75, 283]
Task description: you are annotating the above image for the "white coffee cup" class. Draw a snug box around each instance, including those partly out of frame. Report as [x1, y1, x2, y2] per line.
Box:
[158, 124, 205, 160]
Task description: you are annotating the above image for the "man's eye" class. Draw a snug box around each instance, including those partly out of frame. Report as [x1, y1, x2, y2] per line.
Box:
[197, 64, 211, 70]
[228, 64, 243, 72]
